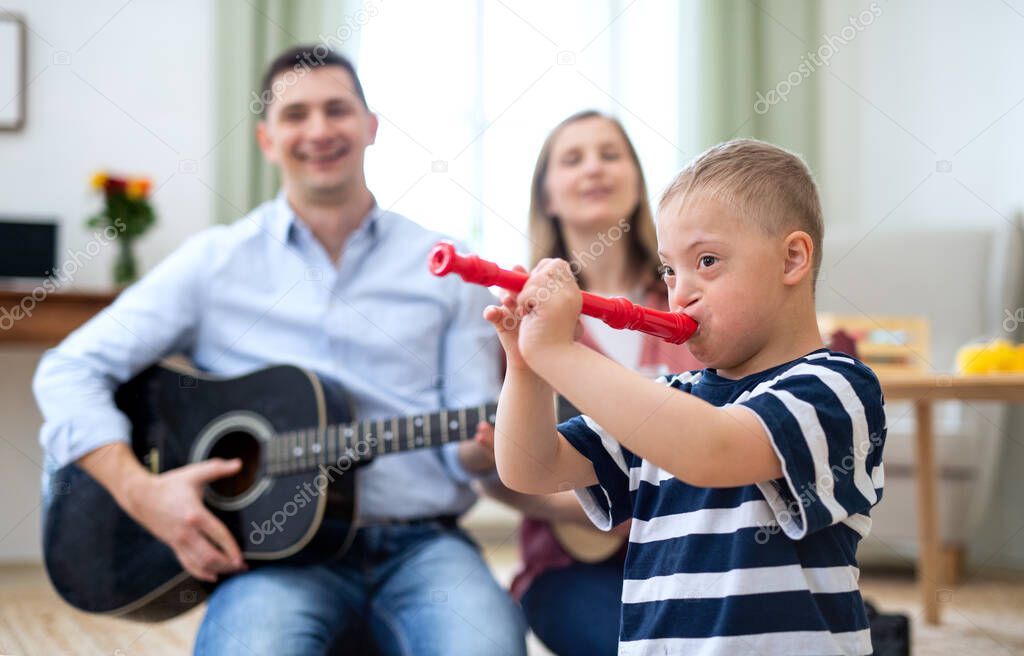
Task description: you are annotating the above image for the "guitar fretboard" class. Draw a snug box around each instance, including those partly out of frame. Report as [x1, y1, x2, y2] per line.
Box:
[264, 403, 497, 477]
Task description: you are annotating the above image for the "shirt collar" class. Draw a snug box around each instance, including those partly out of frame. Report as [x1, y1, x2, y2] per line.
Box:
[269, 190, 382, 247]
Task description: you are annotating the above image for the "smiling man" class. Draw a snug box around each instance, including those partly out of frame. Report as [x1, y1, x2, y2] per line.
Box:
[33, 46, 525, 655]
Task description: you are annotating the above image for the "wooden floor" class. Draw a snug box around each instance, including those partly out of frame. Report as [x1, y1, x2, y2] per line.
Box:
[0, 563, 201, 655]
[2, 553, 1023, 655]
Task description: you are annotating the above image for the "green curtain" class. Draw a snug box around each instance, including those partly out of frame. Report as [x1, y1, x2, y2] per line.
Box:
[212, 0, 364, 223]
[695, 0, 821, 171]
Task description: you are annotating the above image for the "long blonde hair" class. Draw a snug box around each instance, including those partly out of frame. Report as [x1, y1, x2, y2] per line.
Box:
[527, 110, 661, 288]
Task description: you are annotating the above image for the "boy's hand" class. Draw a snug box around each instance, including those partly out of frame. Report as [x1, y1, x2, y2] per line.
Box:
[483, 266, 531, 371]
[515, 258, 583, 366]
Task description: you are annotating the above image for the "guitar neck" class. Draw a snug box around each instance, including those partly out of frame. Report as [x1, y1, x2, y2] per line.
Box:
[265, 402, 498, 477]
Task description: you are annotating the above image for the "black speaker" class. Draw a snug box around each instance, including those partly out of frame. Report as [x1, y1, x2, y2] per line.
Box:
[0, 220, 57, 279]
[865, 600, 911, 656]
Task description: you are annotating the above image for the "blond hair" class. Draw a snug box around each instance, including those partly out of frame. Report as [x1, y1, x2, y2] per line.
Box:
[659, 138, 824, 281]
[527, 110, 660, 285]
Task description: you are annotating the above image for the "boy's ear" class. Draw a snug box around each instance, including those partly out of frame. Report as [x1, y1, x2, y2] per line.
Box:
[781, 230, 813, 286]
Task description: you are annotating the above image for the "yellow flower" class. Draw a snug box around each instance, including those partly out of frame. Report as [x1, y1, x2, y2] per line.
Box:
[126, 178, 149, 200]
[90, 171, 109, 190]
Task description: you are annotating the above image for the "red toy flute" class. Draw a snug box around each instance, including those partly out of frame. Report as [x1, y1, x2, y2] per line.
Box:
[428, 241, 698, 345]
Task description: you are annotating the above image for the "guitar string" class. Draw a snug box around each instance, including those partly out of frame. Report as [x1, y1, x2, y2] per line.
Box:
[262, 403, 497, 472]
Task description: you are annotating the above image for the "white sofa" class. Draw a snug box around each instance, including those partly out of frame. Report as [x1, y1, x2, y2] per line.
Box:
[816, 217, 1024, 566]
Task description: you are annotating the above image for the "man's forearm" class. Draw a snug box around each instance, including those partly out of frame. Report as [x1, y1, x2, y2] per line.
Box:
[77, 442, 152, 516]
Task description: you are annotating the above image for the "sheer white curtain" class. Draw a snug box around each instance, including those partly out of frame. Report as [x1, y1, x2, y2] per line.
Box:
[356, 0, 700, 265]
[213, 0, 365, 222]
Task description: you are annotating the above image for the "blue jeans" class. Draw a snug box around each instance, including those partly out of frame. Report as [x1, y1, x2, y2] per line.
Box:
[520, 562, 622, 656]
[194, 521, 526, 655]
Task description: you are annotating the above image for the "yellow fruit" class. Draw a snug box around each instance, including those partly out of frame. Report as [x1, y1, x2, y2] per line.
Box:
[958, 340, 1023, 374]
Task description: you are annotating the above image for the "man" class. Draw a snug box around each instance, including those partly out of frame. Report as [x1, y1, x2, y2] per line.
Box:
[33, 46, 526, 655]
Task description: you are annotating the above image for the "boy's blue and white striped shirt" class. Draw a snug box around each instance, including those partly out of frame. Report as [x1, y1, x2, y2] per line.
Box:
[560, 348, 887, 656]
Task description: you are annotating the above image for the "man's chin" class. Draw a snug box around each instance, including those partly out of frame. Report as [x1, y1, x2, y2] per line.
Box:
[297, 175, 350, 199]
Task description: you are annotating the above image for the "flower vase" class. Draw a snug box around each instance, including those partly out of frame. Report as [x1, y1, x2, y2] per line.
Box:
[113, 237, 138, 285]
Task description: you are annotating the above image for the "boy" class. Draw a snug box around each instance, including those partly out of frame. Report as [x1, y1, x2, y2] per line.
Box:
[485, 139, 886, 655]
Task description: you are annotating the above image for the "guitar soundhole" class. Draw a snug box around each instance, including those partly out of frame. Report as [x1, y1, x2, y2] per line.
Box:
[207, 431, 261, 499]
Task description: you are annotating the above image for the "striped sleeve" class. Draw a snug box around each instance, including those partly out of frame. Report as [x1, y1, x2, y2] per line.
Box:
[736, 357, 886, 540]
[558, 414, 635, 530]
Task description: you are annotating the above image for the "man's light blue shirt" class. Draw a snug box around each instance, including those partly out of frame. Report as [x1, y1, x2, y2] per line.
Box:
[34, 192, 501, 519]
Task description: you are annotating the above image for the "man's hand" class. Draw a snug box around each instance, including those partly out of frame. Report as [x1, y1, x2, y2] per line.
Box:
[458, 421, 497, 476]
[125, 459, 249, 582]
[79, 443, 248, 583]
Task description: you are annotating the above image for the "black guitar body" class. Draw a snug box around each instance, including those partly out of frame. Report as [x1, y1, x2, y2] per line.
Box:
[43, 364, 357, 621]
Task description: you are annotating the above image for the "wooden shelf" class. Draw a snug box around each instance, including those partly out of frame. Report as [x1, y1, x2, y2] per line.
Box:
[0, 287, 118, 346]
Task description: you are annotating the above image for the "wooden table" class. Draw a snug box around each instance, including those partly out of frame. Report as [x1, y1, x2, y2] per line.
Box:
[0, 287, 117, 345]
[879, 371, 1024, 624]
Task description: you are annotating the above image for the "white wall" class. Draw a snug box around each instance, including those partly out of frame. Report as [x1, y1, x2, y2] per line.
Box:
[814, 0, 1024, 569]
[818, 0, 1024, 231]
[0, 0, 214, 560]
[0, 0, 215, 285]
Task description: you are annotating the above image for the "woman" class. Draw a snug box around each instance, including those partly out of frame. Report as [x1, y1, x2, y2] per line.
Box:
[479, 110, 702, 656]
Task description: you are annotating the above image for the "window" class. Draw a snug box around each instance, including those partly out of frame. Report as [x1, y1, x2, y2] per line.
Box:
[358, 0, 699, 265]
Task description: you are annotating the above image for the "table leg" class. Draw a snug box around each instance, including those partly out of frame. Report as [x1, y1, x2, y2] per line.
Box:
[914, 399, 941, 624]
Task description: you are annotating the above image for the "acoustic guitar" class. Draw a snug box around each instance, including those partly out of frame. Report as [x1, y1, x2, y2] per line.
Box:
[550, 520, 625, 563]
[43, 362, 496, 621]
